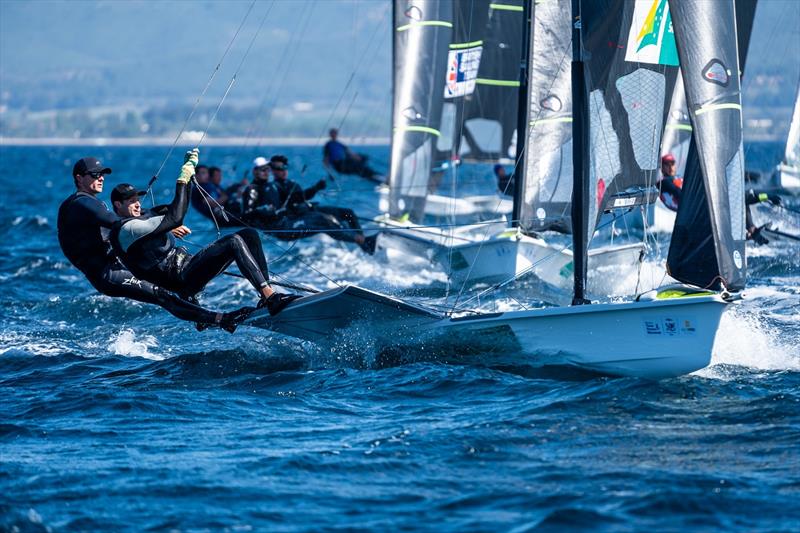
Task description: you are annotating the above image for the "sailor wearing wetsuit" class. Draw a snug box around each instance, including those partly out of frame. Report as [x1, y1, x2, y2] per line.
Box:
[241, 154, 377, 254]
[109, 149, 298, 316]
[57, 156, 245, 331]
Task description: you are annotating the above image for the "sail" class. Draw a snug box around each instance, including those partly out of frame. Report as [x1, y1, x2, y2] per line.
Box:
[435, 0, 491, 164]
[518, 0, 573, 233]
[389, 1, 454, 222]
[785, 84, 800, 168]
[458, 0, 524, 162]
[661, 71, 692, 178]
[582, 0, 679, 231]
[667, 0, 746, 291]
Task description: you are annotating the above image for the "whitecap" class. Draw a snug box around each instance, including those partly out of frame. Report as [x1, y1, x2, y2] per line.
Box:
[107, 329, 163, 360]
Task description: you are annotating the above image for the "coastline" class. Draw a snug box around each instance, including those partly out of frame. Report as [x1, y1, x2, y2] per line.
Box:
[0, 136, 391, 147]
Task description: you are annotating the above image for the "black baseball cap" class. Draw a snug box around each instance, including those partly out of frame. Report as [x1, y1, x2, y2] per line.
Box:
[111, 183, 146, 203]
[269, 154, 289, 170]
[73, 157, 112, 177]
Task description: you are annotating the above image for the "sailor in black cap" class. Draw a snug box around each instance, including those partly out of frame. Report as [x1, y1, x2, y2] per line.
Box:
[57, 155, 253, 332]
[109, 149, 299, 317]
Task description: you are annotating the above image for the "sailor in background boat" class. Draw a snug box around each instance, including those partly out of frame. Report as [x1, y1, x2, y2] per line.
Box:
[744, 170, 783, 245]
[242, 154, 378, 254]
[323, 128, 382, 183]
[494, 164, 515, 197]
[190, 164, 240, 225]
[657, 153, 683, 212]
[57, 156, 243, 331]
[108, 149, 300, 322]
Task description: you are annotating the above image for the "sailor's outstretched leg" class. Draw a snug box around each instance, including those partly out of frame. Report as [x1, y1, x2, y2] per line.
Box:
[314, 205, 376, 254]
[179, 230, 268, 297]
[97, 263, 248, 331]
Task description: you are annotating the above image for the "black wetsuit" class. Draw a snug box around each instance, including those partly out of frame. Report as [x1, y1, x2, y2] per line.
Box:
[241, 178, 364, 243]
[57, 192, 218, 323]
[658, 174, 682, 211]
[324, 140, 380, 181]
[110, 182, 271, 298]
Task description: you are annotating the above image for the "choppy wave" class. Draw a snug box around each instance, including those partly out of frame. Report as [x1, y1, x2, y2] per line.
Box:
[2, 145, 799, 531]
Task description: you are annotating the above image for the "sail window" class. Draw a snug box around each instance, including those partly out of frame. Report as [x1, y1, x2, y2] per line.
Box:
[616, 68, 666, 170]
[464, 118, 503, 155]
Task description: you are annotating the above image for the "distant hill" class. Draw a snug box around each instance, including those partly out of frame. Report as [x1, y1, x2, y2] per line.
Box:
[0, 0, 392, 111]
[1, 0, 798, 140]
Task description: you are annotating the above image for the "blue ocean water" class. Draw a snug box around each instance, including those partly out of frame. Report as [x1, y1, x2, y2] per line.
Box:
[1, 144, 799, 532]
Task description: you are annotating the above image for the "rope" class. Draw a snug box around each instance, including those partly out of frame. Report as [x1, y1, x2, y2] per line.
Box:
[147, 0, 257, 195]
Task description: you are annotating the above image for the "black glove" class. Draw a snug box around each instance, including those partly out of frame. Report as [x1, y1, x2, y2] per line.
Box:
[768, 194, 782, 206]
[749, 226, 769, 246]
[315, 179, 327, 191]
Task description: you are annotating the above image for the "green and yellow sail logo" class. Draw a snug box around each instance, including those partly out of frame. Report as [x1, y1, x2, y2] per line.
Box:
[625, 0, 679, 66]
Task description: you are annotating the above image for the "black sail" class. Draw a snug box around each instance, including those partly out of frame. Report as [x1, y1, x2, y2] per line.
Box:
[436, 0, 491, 164]
[390, 1, 453, 222]
[580, 0, 679, 232]
[459, 0, 524, 162]
[538, 0, 678, 239]
[667, 0, 746, 291]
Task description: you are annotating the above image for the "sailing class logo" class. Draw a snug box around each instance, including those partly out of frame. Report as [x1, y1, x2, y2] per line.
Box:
[444, 46, 482, 99]
[624, 0, 679, 66]
[701, 59, 730, 86]
[404, 5, 423, 21]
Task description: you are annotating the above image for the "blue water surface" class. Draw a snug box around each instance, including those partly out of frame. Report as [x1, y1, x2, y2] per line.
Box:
[1, 144, 799, 532]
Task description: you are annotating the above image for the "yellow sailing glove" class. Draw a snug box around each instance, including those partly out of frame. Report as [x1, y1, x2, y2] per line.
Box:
[177, 148, 199, 184]
[184, 148, 199, 166]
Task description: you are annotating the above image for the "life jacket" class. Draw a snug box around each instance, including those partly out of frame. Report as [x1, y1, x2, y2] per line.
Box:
[658, 176, 683, 212]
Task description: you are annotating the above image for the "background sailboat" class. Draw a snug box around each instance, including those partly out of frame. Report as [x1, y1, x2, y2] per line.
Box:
[244, 0, 745, 380]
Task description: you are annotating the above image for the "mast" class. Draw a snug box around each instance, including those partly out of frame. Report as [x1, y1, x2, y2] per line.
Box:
[570, 0, 589, 305]
[511, 0, 531, 228]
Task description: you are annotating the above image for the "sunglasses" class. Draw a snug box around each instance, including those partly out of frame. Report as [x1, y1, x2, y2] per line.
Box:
[85, 171, 106, 179]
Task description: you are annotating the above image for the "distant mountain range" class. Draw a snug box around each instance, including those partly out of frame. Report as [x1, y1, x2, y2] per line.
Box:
[1, 0, 798, 140]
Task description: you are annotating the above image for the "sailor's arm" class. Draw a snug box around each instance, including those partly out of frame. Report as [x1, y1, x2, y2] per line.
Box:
[153, 149, 197, 233]
[746, 189, 781, 206]
[73, 195, 119, 228]
[659, 177, 682, 200]
[303, 179, 326, 200]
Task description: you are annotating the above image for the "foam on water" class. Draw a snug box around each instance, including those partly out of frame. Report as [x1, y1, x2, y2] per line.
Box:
[107, 328, 162, 360]
[701, 293, 800, 377]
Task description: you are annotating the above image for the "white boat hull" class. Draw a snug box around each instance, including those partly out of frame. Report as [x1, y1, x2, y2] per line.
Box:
[244, 285, 729, 379]
[378, 187, 512, 217]
[375, 220, 644, 289]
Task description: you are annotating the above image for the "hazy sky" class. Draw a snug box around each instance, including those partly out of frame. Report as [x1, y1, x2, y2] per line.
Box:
[0, 0, 798, 112]
[0, 0, 392, 107]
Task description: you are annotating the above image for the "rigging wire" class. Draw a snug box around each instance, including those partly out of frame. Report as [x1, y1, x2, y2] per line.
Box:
[146, 0, 257, 197]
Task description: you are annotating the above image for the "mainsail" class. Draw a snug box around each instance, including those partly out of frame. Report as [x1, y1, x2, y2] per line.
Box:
[435, 0, 491, 164]
[518, 0, 573, 233]
[389, 0, 453, 222]
[582, 0, 679, 229]
[535, 0, 678, 241]
[667, 0, 746, 291]
[785, 83, 800, 170]
[459, 0, 524, 162]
